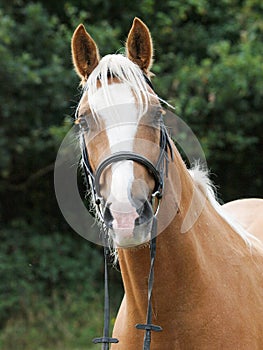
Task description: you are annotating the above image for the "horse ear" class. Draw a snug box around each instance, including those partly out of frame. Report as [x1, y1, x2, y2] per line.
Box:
[71, 24, 100, 81]
[126, 17, 153, 75]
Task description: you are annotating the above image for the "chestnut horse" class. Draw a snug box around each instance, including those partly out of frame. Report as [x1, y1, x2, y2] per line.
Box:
[71, 18, 263, 349]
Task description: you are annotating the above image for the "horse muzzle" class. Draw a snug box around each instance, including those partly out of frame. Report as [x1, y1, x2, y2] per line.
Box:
[103, 199, 154, 248]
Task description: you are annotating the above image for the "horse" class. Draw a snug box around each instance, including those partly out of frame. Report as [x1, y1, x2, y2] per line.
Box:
[71, 17, 263, 349]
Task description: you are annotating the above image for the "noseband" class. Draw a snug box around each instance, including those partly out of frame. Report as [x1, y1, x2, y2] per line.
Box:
[77, 77, 174, 350]
[82, 122, 173, 211]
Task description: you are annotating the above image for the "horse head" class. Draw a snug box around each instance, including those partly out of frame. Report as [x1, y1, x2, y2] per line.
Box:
[71, 18, 171, 248]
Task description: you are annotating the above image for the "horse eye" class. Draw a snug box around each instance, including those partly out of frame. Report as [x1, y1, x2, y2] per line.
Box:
[76, 115, 89, 131]
[151, 107, 163, 125]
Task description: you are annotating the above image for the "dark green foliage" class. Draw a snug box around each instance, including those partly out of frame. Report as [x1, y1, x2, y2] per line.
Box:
[0, 223, 103, 324]
[0, 0, 262, 348]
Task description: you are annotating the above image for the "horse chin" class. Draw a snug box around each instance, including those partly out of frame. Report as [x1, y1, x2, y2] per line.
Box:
[110, 217, 153, 248]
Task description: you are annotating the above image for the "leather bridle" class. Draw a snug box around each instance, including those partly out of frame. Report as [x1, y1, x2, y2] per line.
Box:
[77, 76, 173, 349]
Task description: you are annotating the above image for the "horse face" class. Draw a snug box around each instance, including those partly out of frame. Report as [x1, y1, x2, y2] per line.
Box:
[72, 18, 161, 247]
[77, 78, 162, 247]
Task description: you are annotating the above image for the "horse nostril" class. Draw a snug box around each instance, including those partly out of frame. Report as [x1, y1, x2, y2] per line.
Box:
[104, 205, 113, 228]
[135, 200, 153, 226]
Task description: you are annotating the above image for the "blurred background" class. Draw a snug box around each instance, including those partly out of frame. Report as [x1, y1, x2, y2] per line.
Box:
[0, 1, 262, 349]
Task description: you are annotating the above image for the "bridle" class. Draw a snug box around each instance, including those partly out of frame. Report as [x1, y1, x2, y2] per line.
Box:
[77, 76, 173, 349]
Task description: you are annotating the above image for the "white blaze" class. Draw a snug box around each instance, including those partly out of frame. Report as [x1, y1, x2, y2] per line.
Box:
[89, 83, 140, 227]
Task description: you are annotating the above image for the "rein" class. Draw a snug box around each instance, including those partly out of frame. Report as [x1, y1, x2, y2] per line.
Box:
[78, 77, 173, 349]
[92, 239, 119, 349]
[135, 216, 163, 349]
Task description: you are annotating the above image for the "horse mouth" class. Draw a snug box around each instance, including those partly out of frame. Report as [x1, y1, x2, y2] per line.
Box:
[104, 200, 154, 248]
[110, 222, 152, 248]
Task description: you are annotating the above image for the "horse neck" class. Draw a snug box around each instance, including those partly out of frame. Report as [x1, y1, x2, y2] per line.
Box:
[117, 144, 250, 315]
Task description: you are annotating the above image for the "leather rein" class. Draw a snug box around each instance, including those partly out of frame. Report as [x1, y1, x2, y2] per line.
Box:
[77, 76, 173, 349]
